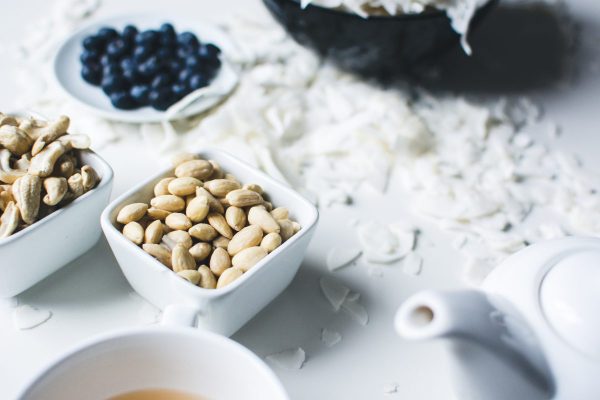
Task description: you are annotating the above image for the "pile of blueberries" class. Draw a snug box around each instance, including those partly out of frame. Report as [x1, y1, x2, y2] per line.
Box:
[80, 23, 222, 111]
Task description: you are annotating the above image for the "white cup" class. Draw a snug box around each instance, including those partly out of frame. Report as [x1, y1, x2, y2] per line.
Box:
[17, 305, 289, 400]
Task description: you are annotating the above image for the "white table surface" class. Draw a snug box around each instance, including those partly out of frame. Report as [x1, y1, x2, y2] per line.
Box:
[1, 0, 600, 399]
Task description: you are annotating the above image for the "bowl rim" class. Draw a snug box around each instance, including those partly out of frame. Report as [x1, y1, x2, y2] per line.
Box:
[270, 0, 495, 22]
[0, 114, 114, 248]
[100, 147, 319, 299]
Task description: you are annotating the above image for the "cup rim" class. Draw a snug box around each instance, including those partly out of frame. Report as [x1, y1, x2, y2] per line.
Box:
[100, 147, 319, 299]
[16, 326, 290, 400]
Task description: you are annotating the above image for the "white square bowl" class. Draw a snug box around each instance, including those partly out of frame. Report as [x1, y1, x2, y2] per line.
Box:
[0, 150, 114, 298]
[101, 148, 319, 337]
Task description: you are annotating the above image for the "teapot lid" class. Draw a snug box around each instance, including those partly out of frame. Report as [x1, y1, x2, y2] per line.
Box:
[540, 249, 600, 360]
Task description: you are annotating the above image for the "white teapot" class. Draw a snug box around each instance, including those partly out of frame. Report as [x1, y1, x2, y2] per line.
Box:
[395, 237, 600, 400]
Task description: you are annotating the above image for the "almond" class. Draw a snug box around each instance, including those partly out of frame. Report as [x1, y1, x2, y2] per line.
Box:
[279, 219, 295, 241]
[154, 177, 175, 196]
[226, 189, 263, 207]
[248, 206, 280, 234]
[164, 230, 193, 249]
[227, 225, 263, 256]
[144, 220, 163, 244]
[242, 183, 263, 194]
[198, 265, 217, 289]
[116, 203, 148, 224]
[150, 195, 185, 212]
[165, 212, 192, 230]
[196, 186, 224, 213]
[186, 195, 210, 223]
[172, 244, 196, 272]
[175, 159, 213, 180]
[213, 235, 231, 249]
[189, 242, 212, 261]
[270, 207, 289, 220]
[261, 232, 282, 253]
[189, 223, 218, 241]
[225, 206, 246, 231]
[210, 247, 231, 277]
[207, 212, 233, 239]
[216, 267, 244, 289]
[142, 244, 172, 268]
[147, 207, 171, 220]
[232, 246, 268, 272]
[123, 221, 144, 244]
[204, 179, 241, 197]
[168, 177, 202, 196]
[177, 270, 201, 285]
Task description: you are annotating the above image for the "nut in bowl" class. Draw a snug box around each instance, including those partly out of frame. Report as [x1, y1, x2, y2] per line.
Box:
[101, 149, 318, 336]
[0, 112, 114, 298]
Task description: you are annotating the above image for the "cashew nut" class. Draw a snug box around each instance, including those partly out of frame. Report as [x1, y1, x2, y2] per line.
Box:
[0, 201, 19, 238]
[0, 149, 26, 184]
[81, 165, 98, 192]
[57, 134, 91, 151]
[0, 113, 18, 127]
[12, 174, 41, 225]
[67, 173, 84, 198]
[0, 184, 14, 211]
[0, 125, 33, 155]
[14, 153, 31, 171]
[31, 115, 69, 156]
[43, 177, 68, 206]
[28, 141, 66, 177]
[54, 154, 75, 178]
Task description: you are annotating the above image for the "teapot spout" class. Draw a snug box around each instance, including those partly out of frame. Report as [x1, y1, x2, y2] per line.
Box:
[396, 290, 552, 400]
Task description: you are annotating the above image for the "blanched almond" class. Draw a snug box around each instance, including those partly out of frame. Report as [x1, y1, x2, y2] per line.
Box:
[189, 242, 212, 261]
[175, 159, 213, 180]
[279, 219, 295, 241]
[168, 177, 202, 196]
[196, 186, 224, 213]
[198, 265, 217, 289]
[186, 195, 209, 223]
[189, 223, 218, 241]
[243, 183, 263, 194]
[165, 230, 193, 249]
[261, 232, 282, 253]
[204, 179, 241, 197]
[207, 212, 233, 239]
[226, 189, 263, 207]
[147, 207, 171, 220]
[225, 206, 246, 231]
[144, 220, 163, 244]
[154, 177, 175, 196]
[123, 221, 144, 244]
[227, 225, 263, 256]
[248, 206, 280, 234]
[216, 267, 244, 289]
[151, 195, 185, 212]
[172, 244, 196, 272]
[117, 203, 148, 224]
[171, 152, 199, 167]
[213, 235, 230, 249]
[177, 270, 201, 285]
[270, 207, 289, 220]
[210, 247, 231, 277]
[232, 246, 268, 272]
[142, 244, 172, 268]
[165, 212, 192, 230]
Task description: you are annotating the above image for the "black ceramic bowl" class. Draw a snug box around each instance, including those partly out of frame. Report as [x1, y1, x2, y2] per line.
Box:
[263, 0, 498, 80]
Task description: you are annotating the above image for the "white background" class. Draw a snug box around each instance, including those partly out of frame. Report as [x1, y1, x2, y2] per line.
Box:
[1, 0, 600, 399]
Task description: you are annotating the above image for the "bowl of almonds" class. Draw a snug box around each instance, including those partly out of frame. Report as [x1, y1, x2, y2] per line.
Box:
[0, 112, 113, 297]
[101, 149, 318, 336]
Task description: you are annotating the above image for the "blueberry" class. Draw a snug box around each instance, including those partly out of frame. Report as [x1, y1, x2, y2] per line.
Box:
[177, 32, 199, 49]
[176, 47, 189, 59]
[202, 57, 221, 76]
[151, 73, 173, 89]
[101, 75, 129, 95]
[120, 57, 136, 71]
[100, 54, 112, 66]
[106, 39, 129, 59]
[103, 63, 121, 77]
[178, 68, 194, 84]
[110, 91, 137, 110]
[122, 25, 138, 41]
[156, 47, 175, 60]
[80, 50, 99, 65]
[159, 23, 176, 38]
[198, 43, 221, 58]
[138, 56, 162, 77]
[189, 73, 208, 90]
[82, 35, 104, 52]
[135, 30, 159, 48]
[81, 64, 102, 85]
[149, 87, 174, 111]
[171, 83, 189, 100]
[97, 27, 119, 42]
[185, 55, 202, 71]
[130, 85, 151, 106]
[133, 46, 152, 62]
[167, 59, 184, 73]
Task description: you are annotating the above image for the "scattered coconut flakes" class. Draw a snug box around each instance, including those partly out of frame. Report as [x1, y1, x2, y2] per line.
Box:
[320, 276, 350, 311]
[402, 252, 423, 276]
[321, 328, 342, 347]
[266, 348, 306, 370]
[341, 296, 369, 326]
[13, 305, 52, 330]
[383, 382, 400, 395]
[327, 247, 362, 271]
[359, 222, 415, 264]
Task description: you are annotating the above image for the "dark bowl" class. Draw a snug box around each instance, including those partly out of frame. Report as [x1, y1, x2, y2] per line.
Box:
[263, 0, 498, 80]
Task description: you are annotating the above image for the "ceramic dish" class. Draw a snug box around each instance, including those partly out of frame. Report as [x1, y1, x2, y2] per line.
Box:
[0, 144, 114, 298]
[101, 148, 319, 336]
[53, 14, 239, 123]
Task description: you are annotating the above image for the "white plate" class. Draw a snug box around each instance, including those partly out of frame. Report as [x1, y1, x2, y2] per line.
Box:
[53, 14, 239, 123]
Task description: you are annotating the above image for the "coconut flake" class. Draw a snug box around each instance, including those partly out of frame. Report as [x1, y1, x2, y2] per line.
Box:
[13, 305, 52, 330]
[359, 222, 415, 264]
[327, 247, 362, 271]
[266, 348, 306, 370]
[341, 296, 369, 326]
[321, 328, 342, 347]
[402, 252, 423, 276]
[383, 382, 400, 394]
[320, 276, 350, 311]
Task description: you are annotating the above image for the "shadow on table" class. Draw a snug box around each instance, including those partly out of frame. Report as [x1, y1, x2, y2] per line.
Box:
[413, 1, 575, 94]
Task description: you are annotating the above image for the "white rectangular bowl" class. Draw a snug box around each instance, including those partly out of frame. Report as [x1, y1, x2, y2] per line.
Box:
[101, 148, 319, 337]
[0, 150, 114, 298]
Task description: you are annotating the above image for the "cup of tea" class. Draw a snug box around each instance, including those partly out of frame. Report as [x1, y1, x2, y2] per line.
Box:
[16, 305, 289, 400]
